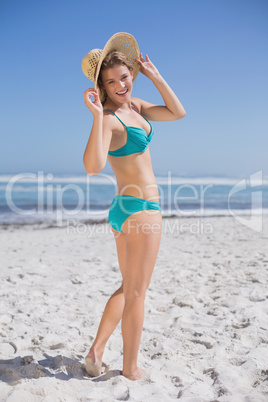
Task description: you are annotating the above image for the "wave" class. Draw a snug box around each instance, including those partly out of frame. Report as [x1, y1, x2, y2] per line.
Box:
[1, 173, 267, 186]
[1, 207, 267, 226]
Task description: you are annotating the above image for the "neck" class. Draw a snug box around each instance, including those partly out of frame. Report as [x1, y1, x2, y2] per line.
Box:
[106, 98, 133, 111]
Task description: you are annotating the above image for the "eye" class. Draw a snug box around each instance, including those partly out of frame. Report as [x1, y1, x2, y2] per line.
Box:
[108, 80, 114, 85]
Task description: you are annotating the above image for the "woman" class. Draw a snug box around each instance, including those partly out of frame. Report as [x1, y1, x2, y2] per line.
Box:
[82, 33, 186, 381]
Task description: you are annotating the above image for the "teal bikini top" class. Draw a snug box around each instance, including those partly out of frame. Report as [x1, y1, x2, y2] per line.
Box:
[103, 109, 154, 157]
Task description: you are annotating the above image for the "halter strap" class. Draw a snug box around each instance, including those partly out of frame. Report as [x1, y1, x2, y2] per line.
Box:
[103, 109, 126, 128]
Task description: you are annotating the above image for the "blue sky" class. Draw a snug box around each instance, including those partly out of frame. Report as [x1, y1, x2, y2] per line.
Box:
[0, 0, 267, 179]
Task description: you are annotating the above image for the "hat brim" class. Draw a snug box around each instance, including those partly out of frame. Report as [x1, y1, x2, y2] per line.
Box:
[94, 32, 140, 103]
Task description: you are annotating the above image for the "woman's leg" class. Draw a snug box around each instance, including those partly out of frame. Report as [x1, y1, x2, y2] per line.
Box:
[85, 229, 127, 375]
[121, 210, 162, 380]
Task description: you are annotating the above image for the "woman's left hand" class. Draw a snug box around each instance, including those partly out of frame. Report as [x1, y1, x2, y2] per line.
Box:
[136, 53, 160, 80]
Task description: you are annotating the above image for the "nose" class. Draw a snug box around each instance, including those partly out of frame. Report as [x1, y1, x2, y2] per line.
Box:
[118, 80, 125, 89]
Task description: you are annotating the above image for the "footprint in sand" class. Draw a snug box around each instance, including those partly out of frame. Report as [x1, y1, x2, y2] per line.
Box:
[171, 375, 183, 387]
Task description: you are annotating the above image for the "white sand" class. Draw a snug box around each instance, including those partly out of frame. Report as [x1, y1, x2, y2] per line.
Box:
[0, 216, 268, 401]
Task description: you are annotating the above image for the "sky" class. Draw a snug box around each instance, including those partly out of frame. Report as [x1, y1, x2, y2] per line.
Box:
[0, 0, 267, 179]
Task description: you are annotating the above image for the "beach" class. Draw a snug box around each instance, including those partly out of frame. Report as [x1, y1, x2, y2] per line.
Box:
[0, 215, 268, 401]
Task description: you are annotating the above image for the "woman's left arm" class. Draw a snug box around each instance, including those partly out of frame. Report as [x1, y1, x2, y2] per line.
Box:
[135, 53, 186, 121]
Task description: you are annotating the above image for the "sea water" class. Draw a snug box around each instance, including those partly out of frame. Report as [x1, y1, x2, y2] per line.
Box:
[0, 172, 267, 226]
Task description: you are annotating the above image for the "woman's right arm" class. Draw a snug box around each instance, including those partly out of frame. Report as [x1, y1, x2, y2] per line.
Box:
[83, 88, 112, 176]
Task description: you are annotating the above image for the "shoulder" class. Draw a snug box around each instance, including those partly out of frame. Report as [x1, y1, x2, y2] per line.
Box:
[102, 109, 123, 133]
[131, 96, 157, 120]
[130, 97, 144, 113]
[102, 110, 116, 132]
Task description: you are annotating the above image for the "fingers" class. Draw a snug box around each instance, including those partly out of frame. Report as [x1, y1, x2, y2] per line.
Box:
[94, 89, 100, 102]
[140, 52, 145, 62]
[83, 88, 98, 97]
[136, 53, 150, 64]
[83, 89, 99, 105]
[83, 88, 95, 94]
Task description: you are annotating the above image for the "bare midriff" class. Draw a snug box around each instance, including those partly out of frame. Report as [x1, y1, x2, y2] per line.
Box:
[108, 148, 159, 203]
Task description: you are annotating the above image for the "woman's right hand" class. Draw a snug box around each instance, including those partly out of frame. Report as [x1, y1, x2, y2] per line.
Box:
[83, 88, 103, 116]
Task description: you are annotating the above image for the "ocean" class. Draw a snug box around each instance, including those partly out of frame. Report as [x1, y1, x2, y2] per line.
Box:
[0, 172, 267, 226]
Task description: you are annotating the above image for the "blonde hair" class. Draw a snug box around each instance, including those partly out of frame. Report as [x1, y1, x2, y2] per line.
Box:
[97, 50, 133, 105]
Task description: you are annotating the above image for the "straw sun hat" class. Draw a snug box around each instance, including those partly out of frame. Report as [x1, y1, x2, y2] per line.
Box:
[81, 32, 140, 102]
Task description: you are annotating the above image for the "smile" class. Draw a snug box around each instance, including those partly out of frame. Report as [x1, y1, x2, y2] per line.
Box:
[116, 89, 128, 96]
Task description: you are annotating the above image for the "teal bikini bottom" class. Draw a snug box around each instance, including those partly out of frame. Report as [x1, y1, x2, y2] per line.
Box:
[108, 195, 161, 233]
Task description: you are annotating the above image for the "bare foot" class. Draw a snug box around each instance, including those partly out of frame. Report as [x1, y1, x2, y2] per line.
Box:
[122, 367, 146, 381]
[85, 347, 103, 377]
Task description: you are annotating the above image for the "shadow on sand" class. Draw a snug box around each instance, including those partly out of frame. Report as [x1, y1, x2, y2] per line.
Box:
[0, 354, 121, 384]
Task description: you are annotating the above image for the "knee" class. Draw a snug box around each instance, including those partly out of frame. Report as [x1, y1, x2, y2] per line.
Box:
[123, 285, 147, 300]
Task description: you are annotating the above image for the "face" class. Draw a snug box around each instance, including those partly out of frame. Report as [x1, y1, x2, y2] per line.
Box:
[100, 64, 133, 104]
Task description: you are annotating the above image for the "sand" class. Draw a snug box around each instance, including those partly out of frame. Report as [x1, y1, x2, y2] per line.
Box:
[0, 216, 268, 401]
